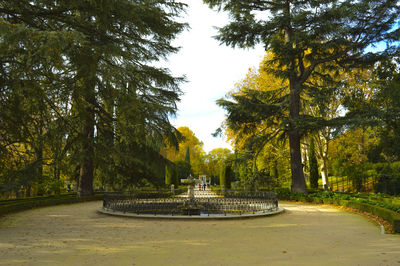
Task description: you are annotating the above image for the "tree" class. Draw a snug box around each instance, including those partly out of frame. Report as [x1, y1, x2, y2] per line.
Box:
[164, 127, 206, 176]
[1, 1, 187, 196]
[175, 160, 192, 181]
[308, 137, 319, 190]
[368, 57, 400, 162]
[204, 0, 399, 192]
[223, 56, 292, 188]
[185, 146, 191, 164]
[220, 164, 232, 189]
[0, 17, 77, 196]
[204, 148, 233, 179]
[329, 127, 380, 176]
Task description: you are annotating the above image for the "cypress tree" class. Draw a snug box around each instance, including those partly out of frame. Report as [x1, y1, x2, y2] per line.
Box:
[185, 146, 191, 164]
[204, 0, 399, 193]
[308, 138, 319, 190]
[220, 164, 232, 189]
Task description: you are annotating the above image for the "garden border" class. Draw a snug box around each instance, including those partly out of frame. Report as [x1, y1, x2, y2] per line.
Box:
[284, 196, 400, 233]
[0, 193, 104, 216]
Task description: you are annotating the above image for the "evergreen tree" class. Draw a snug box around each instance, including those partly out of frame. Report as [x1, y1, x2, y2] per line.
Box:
[204, 0, 399, 193]
[368, 57, 400, 161]
[308, 137, 319, 190]
[175, 160, 192, 180]
[185, 146, 191, 164]
[0, 1, 187, 196]
[220, 164, 232, 189]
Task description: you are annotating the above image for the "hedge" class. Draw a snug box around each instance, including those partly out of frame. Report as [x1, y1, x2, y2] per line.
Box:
[317, 198, 400, 232]
[275, 189, 400, 233]
[0, 193, 104, 216]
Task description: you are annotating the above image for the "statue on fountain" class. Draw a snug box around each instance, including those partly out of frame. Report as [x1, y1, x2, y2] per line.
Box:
[180, 175, 203, 215]
[180, 174, 200, 201]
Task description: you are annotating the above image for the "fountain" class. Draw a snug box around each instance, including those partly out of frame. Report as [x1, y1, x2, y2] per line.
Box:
[98, 175, 284, 219]
[180, 175, 200, 201]
[179, 175, 204, 215]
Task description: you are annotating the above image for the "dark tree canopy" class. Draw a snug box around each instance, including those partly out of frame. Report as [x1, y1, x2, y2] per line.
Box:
[0, 1, 187, 196]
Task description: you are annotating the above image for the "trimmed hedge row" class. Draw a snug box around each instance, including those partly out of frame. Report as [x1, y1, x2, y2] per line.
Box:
[0, 192, 79, 204]
[0, 193, 104, 216]
[368, 196, 400, 207]
[320, 198, 400, 233]
[276, 190, 400, 233]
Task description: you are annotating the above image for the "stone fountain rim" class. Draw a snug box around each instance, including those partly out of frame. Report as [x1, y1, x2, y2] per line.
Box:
[98, 207, 285, 219]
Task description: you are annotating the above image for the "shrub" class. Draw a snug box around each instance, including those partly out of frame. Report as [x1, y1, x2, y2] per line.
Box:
[344, 165, 364, 192]
[276, 189, 400, 233]
[165, 164, 178, 187]
[0, 193, 104, 216]
[220, 164, 232, 189]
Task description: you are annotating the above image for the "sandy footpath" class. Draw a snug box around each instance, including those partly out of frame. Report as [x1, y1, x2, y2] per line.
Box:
[1, 201, 400, 266]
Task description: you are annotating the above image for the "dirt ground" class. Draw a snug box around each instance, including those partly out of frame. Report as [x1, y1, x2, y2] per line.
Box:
[1, 201, 400, 266]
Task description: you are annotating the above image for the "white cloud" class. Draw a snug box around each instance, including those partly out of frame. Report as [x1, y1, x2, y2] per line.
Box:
[165, 0, 265, 152]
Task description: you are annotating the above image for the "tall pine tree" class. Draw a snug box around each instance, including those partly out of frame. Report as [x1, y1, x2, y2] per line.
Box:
[1, 1, 187, 196]
[204, 0, 399, 192]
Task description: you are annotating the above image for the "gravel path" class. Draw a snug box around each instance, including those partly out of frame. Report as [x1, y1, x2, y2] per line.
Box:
[1, 201, 400, 265]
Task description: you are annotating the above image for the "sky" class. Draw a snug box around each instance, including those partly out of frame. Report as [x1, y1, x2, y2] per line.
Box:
[164, 1, 266, 153]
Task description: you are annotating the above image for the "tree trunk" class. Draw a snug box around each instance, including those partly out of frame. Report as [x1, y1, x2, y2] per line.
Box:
[320, 137, 330, 190]
[289, 132, 307, 192]
[320, 158, 329, 189]
[77, 51, 97, 197]
[97, 97, 115, 188]
[35, 137, 44, 196]
[288, 83, 307, 193]
[78, 115, 94, 197]
[302, 137, 309, 182]
[283, 1, 307, 193]
[26, 186, 31, 197]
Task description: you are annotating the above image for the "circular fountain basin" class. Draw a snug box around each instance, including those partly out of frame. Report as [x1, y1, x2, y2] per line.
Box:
[98, 191, 284, 219]
[98, 206, 285, 219]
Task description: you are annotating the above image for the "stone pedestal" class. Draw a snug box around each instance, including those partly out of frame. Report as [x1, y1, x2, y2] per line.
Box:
[180, 176, 203, 215]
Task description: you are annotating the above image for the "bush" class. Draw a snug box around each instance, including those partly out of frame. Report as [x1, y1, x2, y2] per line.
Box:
[374, 176, 400, 195]
[165, 164, 178, 187]
[37, 176, 64, 195]
[0, 193, 104, 216]
[276, 189, 400, 233]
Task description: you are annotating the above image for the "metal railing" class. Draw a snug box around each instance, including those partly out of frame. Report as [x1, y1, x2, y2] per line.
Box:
[102, 190, 278, 216]
[321, 174, 400, 195]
